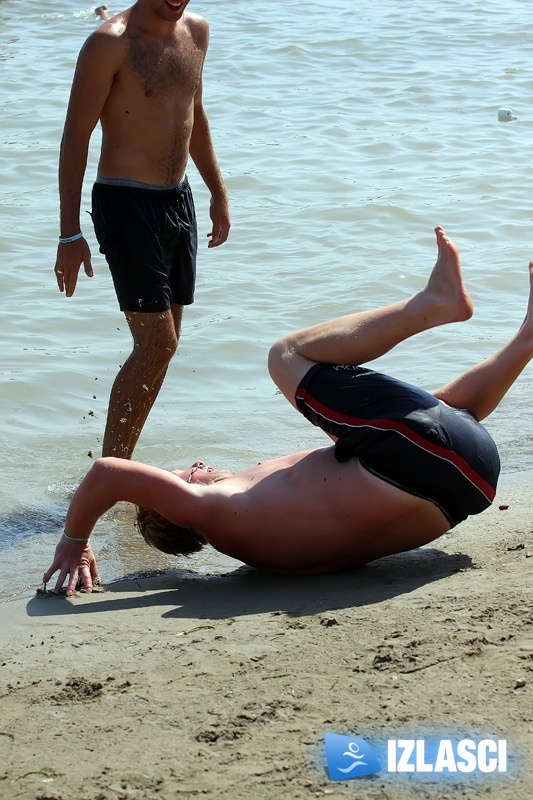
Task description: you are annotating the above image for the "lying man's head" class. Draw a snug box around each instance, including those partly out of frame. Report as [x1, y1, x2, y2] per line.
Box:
[136, 506, 207, 556]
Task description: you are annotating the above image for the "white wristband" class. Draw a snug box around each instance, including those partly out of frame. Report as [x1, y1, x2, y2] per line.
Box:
[59, 232, 83, 243]
[62, 532, 89, 544]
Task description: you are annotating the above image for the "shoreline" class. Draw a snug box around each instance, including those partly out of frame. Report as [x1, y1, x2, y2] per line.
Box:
[0, 470, 531, 799]
[2, 464, 532, 607]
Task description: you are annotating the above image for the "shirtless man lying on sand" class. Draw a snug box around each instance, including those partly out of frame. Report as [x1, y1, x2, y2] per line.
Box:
[43, 227, 533, 596]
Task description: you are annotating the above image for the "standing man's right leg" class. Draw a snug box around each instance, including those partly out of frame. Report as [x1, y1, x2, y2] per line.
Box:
[102, 304, 183, 458]
[268, 226, 473, 407]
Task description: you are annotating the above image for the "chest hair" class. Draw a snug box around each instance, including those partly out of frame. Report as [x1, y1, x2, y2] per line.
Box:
[126, 32, 202, 96]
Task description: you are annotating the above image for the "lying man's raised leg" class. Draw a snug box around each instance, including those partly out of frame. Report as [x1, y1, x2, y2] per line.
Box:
[268, 226, 473, 407]
[434, 260, 533, 420]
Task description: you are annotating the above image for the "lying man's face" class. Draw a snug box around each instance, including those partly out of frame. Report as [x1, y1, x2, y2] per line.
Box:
[173, 461, 233, 485]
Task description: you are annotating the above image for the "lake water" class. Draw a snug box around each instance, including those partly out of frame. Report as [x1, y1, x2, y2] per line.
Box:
[1, 0, 532, 601]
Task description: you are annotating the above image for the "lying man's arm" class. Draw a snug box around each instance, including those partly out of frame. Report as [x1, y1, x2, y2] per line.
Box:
[43, 458, 199, 596]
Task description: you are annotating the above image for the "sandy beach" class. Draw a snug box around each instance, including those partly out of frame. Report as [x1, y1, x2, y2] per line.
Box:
[2, 3, 533, 797]
[0, 471, 531, 800]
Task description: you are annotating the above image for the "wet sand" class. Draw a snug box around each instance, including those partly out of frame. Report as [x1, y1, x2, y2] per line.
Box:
[0, 471, 531, 800]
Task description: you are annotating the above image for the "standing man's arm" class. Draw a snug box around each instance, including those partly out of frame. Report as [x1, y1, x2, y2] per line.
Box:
[55, 28, 120, 296]
[188, 23, 230, 248]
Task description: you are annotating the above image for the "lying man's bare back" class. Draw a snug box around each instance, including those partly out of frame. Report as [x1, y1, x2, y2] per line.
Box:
[43, 227, 533, 595]
[179, 450, 449, 575]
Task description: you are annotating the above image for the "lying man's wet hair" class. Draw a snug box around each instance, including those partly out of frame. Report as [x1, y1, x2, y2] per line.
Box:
[136, 506, 207, 556]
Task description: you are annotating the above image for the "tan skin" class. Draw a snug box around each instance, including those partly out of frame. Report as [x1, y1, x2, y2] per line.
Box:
[43, 228, 533, 595]
[95, 6, 110, 21]
[54, 0, 230, 458]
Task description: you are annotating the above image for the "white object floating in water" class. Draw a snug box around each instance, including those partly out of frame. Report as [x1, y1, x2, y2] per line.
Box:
[498, 107, 517, 122]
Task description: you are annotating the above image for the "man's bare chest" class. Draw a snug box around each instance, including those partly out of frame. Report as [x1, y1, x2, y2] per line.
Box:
[124, 35, 203, 96]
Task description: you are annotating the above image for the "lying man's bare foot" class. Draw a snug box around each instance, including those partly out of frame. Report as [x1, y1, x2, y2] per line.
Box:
[515, 259, 533, 344]
[419, 226, 474, 327]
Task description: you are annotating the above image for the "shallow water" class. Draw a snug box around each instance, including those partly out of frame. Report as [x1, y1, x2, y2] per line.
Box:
[1, 0, 533, 600]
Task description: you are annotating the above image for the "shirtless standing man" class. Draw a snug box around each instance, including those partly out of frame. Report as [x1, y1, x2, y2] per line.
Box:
[55, 1, 230, 458]
[43, 227, 533, 596]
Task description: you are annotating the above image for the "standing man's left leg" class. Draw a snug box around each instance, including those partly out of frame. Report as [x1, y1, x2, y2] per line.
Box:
[102, 303, 183, 458]
[93, 179, 197, 459]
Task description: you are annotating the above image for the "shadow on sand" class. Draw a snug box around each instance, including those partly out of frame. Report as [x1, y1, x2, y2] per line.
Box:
[26, 547, 472, 622]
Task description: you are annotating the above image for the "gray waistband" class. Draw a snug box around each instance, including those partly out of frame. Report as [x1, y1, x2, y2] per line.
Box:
[95, 175, 188, 191]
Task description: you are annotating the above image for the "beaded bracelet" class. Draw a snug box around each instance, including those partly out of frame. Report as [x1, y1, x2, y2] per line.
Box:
[59, 231, 84, 243]
[62, 531, 89, 544]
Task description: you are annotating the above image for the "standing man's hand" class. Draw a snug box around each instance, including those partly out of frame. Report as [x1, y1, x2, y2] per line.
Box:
[54, 237, 94, 297]
[207, 194, 230, 248]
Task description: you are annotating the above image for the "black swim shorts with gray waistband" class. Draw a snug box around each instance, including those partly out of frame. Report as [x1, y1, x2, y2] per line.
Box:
[91, 176, 197, 312]
[295, 363, 501, 528]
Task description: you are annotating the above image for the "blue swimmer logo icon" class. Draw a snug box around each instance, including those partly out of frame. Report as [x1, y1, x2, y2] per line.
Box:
[324, 733, 381, 780]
